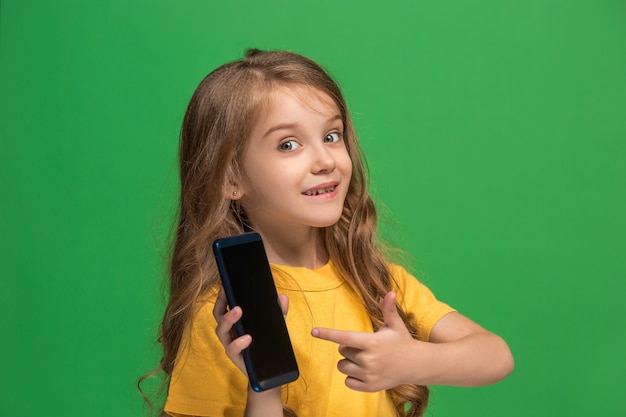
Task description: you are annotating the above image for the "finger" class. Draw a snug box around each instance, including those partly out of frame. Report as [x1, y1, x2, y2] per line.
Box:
[225, 334, 252, 360]
[381, 291, 403, 329]
[278, 293, 289, 316]
[338, 345, 363, 364]
[336, 357, 365, 379]
[344, 376, 380, 393]
[212, 287, 228, 321]
[311, 327, 370, 349]
[215, 305, 243, 345]
[223, 334, 252, 376]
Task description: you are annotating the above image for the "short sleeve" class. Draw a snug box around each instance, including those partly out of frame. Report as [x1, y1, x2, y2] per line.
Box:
[389, 264, 456, 342]
[164, 296, 248, 417]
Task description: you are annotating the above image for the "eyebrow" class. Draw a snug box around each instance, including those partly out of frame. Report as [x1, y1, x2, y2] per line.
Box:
[262, 114, 343, 138]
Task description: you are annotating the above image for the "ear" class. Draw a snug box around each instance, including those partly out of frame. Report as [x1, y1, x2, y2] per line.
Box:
[225, 187, 244, 200]
[222, 178, 245, 201]
[222, 163, 248, 200]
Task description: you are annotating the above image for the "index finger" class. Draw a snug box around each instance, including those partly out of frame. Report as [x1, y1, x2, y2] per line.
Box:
[311, 327, 371, 349]
[212, 287, 228, 321]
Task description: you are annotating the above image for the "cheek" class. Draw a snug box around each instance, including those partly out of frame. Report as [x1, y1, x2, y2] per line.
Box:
[338, 151, 353, 178]
[241, 164, 285, 197]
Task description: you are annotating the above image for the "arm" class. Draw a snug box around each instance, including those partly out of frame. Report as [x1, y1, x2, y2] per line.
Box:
[420, 310, 514, 386]
[213, 288, 288, 416]
[243, 386, 283, 417]
[311, 292, 514, 391]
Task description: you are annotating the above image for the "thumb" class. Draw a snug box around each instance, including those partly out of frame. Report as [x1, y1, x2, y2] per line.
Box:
[381, 291, 403, 329]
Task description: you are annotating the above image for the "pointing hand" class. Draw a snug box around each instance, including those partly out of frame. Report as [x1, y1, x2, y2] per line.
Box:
[311, 291, 423, 392]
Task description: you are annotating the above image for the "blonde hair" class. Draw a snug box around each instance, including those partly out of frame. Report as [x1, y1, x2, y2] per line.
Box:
[144, 49, 428, 416]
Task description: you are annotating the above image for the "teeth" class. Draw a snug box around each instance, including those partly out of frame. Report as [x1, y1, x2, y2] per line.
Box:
[304, 186, 335, 196]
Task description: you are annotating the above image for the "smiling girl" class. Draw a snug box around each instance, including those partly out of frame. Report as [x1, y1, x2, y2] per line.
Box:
[151, 49, 513, 417]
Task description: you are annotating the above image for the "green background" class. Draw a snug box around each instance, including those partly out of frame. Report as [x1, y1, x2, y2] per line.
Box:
[1, 1, 625, 416]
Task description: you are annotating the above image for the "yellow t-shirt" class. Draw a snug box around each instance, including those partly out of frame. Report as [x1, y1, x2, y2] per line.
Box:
[165, 262, 455, 417]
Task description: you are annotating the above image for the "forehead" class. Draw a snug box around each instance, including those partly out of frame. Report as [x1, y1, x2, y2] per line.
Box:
[260, 84, 340, 120]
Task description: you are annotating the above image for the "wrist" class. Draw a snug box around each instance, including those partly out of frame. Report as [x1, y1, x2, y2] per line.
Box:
[244, 385, 283, 417]
[406, 339, 445, 386]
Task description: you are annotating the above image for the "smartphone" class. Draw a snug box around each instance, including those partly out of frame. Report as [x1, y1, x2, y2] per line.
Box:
[212, 232, 299, 391]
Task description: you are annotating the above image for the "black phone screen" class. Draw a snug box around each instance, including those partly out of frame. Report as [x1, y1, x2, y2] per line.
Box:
[213, 233, 299, 390]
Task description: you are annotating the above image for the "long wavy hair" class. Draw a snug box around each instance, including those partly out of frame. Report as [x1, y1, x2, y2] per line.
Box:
[142, 49, 429, 416]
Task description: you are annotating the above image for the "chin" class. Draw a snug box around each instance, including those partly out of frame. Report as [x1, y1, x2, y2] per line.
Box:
[309, 215, 342, 229]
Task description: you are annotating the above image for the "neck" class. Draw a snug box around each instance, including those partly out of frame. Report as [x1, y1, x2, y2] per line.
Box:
[253, 225, 328, 269]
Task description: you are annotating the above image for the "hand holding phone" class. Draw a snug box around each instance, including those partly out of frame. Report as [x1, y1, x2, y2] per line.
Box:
[213, 232, 299, 392]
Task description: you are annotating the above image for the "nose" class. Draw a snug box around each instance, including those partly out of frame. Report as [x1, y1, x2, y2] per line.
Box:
[310, 143, 336, 174]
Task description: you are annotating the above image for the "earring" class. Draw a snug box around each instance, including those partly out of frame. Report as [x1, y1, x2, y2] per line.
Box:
[232, 191, 238, 197]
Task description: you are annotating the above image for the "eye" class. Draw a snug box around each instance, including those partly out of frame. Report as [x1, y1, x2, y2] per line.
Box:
[278, 139, 300, 152]
[324, 132, 341, 143]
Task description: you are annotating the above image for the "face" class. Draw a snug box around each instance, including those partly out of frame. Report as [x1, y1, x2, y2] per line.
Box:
[235, 85, 352, 237]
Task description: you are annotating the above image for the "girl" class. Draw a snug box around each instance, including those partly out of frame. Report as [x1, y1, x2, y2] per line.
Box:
[153, 49, 513, 417]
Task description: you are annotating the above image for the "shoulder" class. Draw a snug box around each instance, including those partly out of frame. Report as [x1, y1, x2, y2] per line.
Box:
[178, 286, 220, 346]
[386, 263, 422, 292]
[387, 263, 412, 280]
[386, 261, 441, 303]
[194, 286, 219, 320]
[386, 262, 429, 304]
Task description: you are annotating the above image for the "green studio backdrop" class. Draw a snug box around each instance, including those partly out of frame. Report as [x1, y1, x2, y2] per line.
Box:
[1, 1, 625, 416]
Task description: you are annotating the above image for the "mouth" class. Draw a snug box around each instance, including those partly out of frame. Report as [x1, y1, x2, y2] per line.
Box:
[302, 183, 338, 196]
